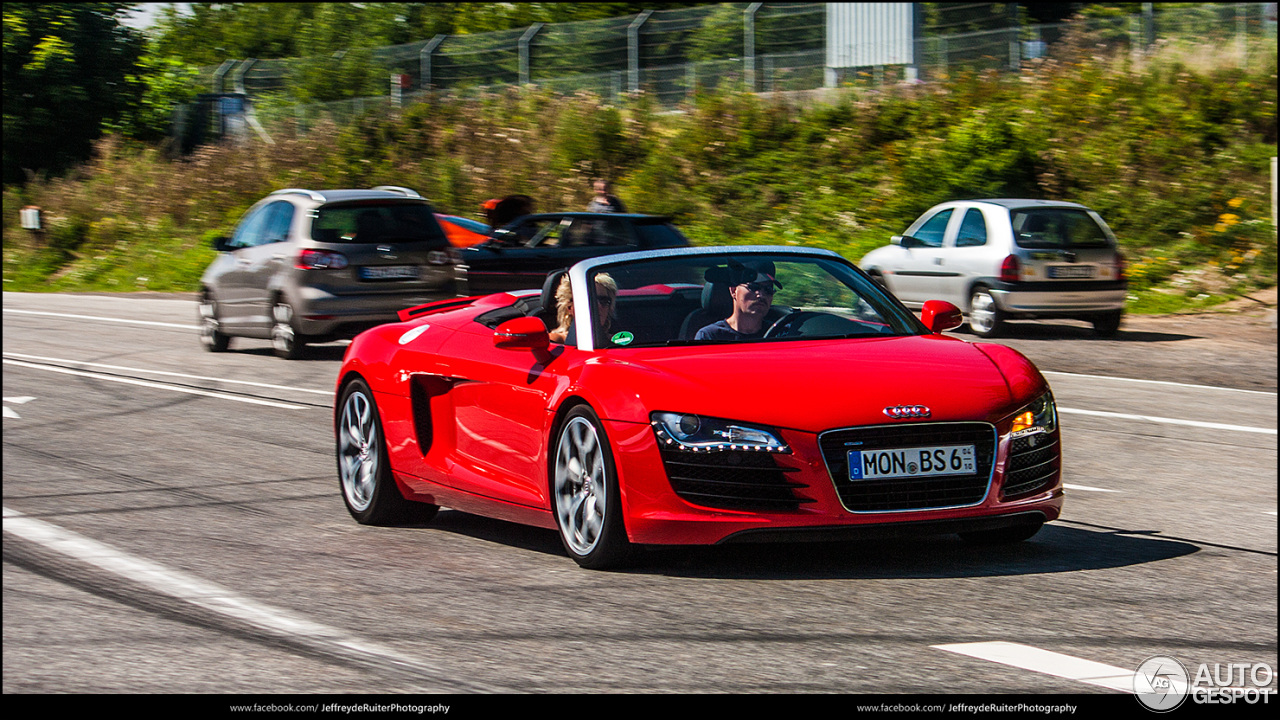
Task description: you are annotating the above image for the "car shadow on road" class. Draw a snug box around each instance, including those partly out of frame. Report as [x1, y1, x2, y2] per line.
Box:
[949, 322, 1199, 343]
[649, 522, 1198, 580]
[232, 343, 349, 361]
[412, 512, 1199, 579]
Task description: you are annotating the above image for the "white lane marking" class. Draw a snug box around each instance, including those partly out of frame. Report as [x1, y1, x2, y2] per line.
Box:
[2, 359, 308, 410]
[1057, 407, 1276, 435]
[3, 353, 329, 395]
[3, 308, 198, 330]
[3, 396, 36, 419]
[1, 507, 498, 691]
[933, 641, 1142, 693]
[1043, 370, 1276, 397]
[1064, 483, 1120, 493]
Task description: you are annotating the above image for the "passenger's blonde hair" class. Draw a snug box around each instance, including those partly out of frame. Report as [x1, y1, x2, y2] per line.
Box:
[554, 272, 617, 334]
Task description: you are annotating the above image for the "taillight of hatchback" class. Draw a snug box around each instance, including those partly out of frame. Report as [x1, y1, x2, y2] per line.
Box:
[1114, 252, 1126, 281]
[999, 255, 1020, 283]
[296, 249, 349, 270]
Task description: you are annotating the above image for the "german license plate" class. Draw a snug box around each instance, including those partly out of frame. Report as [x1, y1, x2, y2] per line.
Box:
[848, 445, 976, 481]
[360, 265, 419, 280]
[1048, 265, 1095, 279]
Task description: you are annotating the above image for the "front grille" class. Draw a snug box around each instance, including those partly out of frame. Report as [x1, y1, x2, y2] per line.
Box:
[1001, 430, 1060, 499]
[660, 449, 810, 511]
[819, 423, 996, 512]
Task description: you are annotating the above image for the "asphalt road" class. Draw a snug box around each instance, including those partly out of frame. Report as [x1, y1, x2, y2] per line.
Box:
[3, 292, 1275, 697]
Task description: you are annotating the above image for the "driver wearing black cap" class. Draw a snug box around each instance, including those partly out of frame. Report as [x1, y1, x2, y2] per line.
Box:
[695, 259, 784, 341]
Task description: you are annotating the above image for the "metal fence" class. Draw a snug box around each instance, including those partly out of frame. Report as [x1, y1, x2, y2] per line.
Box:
[189, 3, 1278, 144]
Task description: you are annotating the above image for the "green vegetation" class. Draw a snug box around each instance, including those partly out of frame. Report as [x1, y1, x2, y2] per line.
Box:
[4, 22, 1276, 314]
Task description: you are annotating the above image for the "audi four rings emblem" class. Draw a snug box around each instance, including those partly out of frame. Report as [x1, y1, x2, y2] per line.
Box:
[884, 405, 931, 419]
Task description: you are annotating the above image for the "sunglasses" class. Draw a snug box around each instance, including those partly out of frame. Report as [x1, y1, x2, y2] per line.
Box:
[739, 282, 776, 295]
[596, 294, 615, 305]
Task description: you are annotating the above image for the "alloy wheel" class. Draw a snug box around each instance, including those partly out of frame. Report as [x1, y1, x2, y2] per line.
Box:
[969, 289, 1001, 337]
[554, 416, 607, 557]
[338, 388, 379, 513]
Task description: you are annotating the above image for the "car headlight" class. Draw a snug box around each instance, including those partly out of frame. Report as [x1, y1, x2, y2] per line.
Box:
[651, 412, 789, 453]
[1009, 392, 1057, 437]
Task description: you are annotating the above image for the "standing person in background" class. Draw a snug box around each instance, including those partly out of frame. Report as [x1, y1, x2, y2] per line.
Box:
[586, 178, 627, 213]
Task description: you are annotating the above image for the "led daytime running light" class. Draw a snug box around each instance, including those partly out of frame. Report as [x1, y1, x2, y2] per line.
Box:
[651, 412, 789, 453]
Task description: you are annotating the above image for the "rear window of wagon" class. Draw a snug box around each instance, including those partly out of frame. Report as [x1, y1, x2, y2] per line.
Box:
[312, 201, 448, 246]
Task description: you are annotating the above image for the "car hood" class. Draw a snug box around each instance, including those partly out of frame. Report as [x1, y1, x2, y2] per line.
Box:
[591, 335, 1032, 433]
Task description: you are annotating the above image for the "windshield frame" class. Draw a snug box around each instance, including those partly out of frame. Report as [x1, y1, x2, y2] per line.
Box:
[568, 246, 929, 351]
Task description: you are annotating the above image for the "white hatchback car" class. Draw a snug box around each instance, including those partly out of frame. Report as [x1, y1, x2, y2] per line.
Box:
[859, 199, 1127, 337]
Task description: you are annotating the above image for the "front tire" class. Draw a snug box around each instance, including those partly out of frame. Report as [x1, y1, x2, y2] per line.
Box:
[337, 378, 439, 525]
[552, 406, 632, 569]
[198, 293, 231, 352]
[272, 301, 308, 359]
[968, 287, 1005, 338]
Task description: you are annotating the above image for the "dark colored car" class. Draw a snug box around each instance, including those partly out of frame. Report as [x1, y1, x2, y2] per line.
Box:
[452, 213, 690, 296]
[198, 187, 455, 358]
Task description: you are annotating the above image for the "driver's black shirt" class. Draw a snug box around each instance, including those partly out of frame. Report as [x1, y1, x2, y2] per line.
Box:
[694, 320, 763, 341]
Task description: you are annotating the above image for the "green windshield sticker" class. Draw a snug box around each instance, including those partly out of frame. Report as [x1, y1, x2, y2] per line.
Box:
[611, 331, 634, 346]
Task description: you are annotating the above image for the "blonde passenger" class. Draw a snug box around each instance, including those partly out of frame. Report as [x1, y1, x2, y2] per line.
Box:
[549, 273, 617, 344]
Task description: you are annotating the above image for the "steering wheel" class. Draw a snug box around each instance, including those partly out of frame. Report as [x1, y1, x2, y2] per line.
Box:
[763, 310, 817, 339]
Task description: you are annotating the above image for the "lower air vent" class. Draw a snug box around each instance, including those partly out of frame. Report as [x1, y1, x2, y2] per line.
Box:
[1001, 431, 1060, 499]
[660, 450, 810, 511]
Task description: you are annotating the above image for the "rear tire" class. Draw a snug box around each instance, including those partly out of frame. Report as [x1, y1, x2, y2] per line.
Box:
[959, 521, 1043, 545]
[1092, 310, 1122, 338]
[968, 288, 1004, 338]
[337, 378, 439, 525]
[272, 301, 308, 359]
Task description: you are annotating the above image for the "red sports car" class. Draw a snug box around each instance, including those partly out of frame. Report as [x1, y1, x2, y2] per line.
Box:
[334, 246, 1063, 568]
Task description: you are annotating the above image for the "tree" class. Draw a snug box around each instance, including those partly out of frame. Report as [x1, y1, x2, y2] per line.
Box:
[3, 3, 144, 183]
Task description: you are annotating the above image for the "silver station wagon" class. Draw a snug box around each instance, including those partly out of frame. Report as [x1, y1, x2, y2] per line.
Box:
[199, 187, 455, 358]
[859, 199, 1127, 337]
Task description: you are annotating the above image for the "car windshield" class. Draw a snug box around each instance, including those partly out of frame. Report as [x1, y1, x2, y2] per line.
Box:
[584, 253, 926, 348]
[312, 201, 448, 245]
[1011, 208, 1113, 249]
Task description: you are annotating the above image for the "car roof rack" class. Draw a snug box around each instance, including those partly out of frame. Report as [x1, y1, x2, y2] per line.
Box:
[271, 188, 327, 202]
[371, 185, 422, 199]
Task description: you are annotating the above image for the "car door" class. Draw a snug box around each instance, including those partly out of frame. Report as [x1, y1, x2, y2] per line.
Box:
[884, 207, 953, 305]
[435, 326, 567, 509]
[460, 216, 563, 295]
[239, 201, 296, 328]
[216, 203, 272, 330]
[931, 206, 992, 307]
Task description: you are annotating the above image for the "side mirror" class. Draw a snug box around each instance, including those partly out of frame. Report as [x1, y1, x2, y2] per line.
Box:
[494, 317, 549, 351]
[895, 235, 925, 248]
[212, 236, 232, 252]
[921, 300, 964, 334]
[486, 228, 518, 249]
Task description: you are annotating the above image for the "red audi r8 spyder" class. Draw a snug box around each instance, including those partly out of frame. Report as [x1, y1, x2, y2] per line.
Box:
[335, 246, 1063, 568]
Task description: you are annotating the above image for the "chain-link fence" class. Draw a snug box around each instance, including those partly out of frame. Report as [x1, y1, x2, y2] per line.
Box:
[185, 3, 1277, 144]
